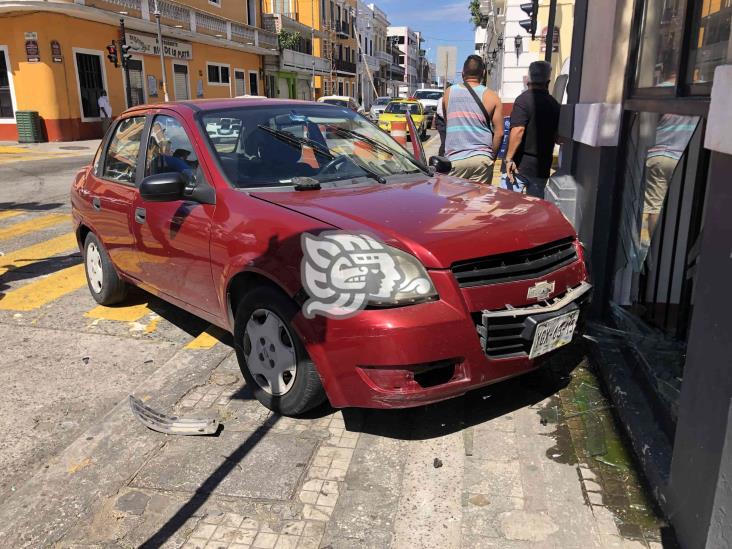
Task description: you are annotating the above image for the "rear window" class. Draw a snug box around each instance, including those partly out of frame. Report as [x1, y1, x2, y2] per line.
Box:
[414, 90, 443, 100]
[384, 102, 421, 115]
[322, 99, 349, 107]
[375, 97, 391, 105]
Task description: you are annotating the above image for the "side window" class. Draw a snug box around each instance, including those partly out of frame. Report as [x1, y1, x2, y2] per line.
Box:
[145, 115, 199, 179]
[102, 116, 146, 183]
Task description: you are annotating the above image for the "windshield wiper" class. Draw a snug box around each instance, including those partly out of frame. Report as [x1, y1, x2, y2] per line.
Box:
[256, 125, 334, 159]
[323, 124, 430, 175]
[349, 158, 387, 184]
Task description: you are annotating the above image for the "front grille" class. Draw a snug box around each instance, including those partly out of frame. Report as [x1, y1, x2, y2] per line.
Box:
[475, 314, 531, 358]
[473, 286, 590, 359]
[451, 237, 578, 288]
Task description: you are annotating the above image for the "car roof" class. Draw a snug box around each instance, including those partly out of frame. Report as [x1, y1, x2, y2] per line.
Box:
[390, 99, 419, 104]
[121, 97, 316, 115]
[318, 95, 352, 101]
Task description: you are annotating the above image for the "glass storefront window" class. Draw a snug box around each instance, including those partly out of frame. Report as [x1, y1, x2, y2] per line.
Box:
[635, 0, 686, 88]
[686, 0, 731, 84]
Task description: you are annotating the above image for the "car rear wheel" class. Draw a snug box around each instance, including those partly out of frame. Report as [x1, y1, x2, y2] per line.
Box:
[234, 285, 326, 416]
[83, 232, 127, 305]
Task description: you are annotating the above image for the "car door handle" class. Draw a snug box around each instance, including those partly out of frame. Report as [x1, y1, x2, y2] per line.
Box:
[135, 207, 146, 224]
[92, 197, 101, 211]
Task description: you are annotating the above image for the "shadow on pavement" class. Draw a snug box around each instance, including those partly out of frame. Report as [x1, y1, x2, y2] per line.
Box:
[0, 201, 66, 211]
[139, 414, 280, 549]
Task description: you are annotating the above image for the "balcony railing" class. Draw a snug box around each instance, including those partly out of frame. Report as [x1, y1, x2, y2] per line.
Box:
[377, 51, 391, 64]
[281, 49, 331, 75]
[334, 59, 356, 74]
[85, 0, 277, 51]
[336, 21, 349, 37]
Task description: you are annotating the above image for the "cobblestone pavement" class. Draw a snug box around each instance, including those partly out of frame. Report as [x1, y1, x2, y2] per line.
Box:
[0, 149, 670, 548]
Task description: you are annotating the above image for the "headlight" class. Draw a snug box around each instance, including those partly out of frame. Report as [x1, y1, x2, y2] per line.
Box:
[366, 245, 438, 307]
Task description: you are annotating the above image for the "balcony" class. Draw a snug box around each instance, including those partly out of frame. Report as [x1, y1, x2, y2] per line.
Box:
[78, 0, 278, 54]
[336, 21, 349, 38]
[334, 58, 356, 74]
[377, 51, 391, 64]
[362, 54, 380, 72]
[281, 49, 331, 76]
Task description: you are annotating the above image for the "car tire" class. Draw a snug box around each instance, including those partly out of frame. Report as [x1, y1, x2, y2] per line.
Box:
[83, 232, 128, 305]
[234, 285, 327, 416]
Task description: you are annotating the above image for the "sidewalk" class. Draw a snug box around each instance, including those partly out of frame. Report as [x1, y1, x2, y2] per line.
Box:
[0, 338, 667, 549]
[0, 140, 100, 164]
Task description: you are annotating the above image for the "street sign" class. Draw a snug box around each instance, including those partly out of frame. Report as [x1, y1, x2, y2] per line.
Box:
[436, 46, 457, 85]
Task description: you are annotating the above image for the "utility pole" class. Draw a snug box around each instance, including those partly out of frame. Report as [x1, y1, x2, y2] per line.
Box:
[544, 0, 558, 63]
[152, 0, 169, 101]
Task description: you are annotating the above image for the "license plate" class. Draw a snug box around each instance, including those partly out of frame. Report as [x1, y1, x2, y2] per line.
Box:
[529, 310, 580, 359]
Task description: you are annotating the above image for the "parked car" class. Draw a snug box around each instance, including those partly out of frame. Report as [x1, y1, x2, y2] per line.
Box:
[378, 99, 428, 139]
[317, 95, 365, 114]
[369, 96, 392, 121]
[413, 88, 444, 125]
[72, 98, 590, 416]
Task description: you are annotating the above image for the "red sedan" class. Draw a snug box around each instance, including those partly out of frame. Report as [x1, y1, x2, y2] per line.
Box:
[71, 98, 590, 416]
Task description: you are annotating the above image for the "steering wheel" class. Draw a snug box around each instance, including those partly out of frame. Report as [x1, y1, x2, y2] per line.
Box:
[318, 155, 350, 176]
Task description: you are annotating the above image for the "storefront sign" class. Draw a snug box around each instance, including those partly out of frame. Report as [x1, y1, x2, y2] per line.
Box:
[125, 32, 192, 60]
[25, 38, 40, 63]
[50, 40, 62, 63]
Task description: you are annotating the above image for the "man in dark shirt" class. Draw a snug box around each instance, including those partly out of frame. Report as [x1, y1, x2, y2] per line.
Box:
[505, 61, 560, 198]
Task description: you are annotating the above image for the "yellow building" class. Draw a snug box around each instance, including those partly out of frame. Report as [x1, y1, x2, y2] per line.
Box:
[0, 0, 278, 141]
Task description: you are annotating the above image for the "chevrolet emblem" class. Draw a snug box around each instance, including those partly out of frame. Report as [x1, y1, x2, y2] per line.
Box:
[527, 280, 555, 301]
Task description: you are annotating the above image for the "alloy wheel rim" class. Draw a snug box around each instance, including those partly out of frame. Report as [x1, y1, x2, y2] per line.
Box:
[243, 308, 297, 396]
[86, 242, 104, 294]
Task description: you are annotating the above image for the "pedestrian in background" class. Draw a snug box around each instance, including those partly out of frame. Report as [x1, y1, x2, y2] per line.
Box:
[505, 61, 560, 198]
[443, 55, 503, 184]
[98, 90, 113, 135]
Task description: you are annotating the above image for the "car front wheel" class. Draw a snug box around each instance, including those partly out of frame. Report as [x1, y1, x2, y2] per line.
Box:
[83, 232, 128, 305]
[234, 285, 326, 416]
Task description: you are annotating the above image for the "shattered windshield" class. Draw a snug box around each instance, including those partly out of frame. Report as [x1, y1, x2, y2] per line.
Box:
[200, 105, 422, 189]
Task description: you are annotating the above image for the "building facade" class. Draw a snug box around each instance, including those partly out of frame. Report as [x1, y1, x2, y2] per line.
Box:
[387, 25, 418, 96]
[0, 0, 277, 141]
[475, 0, 575, 111]
[355, 0, 383, 108]
[555, 0, 732, 547]
[320, 0, 357, 98]
[366, 3, 390, 99]
[262, 0, 330, 100]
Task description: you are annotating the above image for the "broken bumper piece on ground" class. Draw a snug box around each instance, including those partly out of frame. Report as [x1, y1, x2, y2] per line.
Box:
[129, 395, 219, 435]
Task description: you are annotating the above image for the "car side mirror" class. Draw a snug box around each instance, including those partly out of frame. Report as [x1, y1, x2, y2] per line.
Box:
[139, 172, 185, 202]
[429, 156, 452, 174]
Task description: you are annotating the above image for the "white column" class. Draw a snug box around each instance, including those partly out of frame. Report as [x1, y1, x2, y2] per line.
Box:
[190, 10, 196, 32]
[141, 0, 150, 20]
[226, 21, 232, 40]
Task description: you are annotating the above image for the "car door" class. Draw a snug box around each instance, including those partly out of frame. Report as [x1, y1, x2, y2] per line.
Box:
[131, 111, 218, 313]
[83, 115, 147, 275]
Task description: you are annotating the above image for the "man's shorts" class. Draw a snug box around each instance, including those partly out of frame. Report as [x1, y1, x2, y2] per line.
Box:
[449, 154, 494, 185]
[644, 155, 678, 215]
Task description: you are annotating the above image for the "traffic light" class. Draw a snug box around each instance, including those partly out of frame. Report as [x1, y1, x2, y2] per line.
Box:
[106, 41, 118, 67]
[519, 0, 539, 39]
[120, 43, 132, 68]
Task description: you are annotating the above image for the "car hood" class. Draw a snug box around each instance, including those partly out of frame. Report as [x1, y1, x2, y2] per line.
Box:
[250, 175, 575, 268]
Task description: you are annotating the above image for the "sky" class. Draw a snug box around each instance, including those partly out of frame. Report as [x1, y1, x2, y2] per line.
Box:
[380, 0, 475, 83]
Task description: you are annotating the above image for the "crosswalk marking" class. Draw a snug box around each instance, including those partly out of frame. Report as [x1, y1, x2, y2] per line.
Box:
[0, 210, 25, 222]
[0, 263, 86, 311]
[0, 233, 78, 276]
[0, 213, 71, 242]
[185, 325, 224, 350]
[85, 302, 151, 322]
